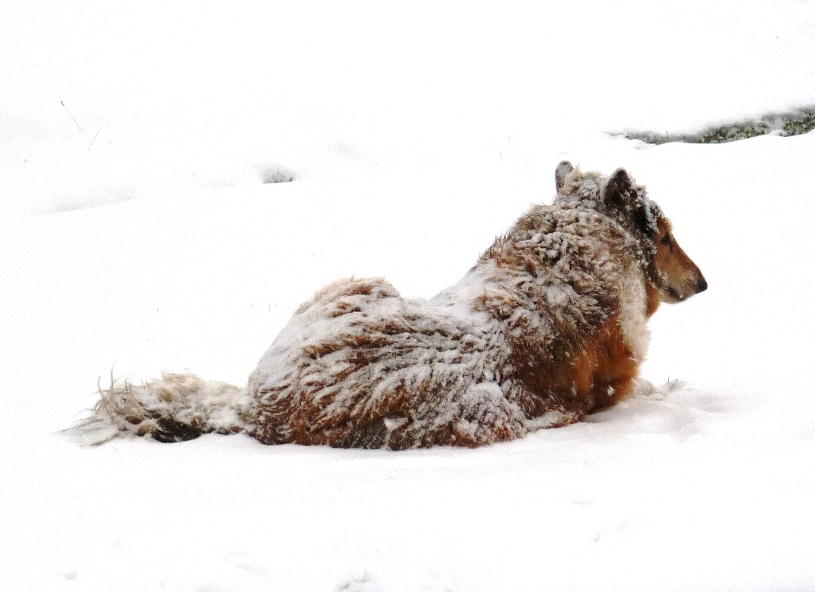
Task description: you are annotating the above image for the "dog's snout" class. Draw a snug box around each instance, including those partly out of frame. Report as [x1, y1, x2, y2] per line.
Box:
[696, 276, 708, 294]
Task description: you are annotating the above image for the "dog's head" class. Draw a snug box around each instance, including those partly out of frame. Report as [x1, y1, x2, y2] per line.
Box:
[556, 161, 707, 313]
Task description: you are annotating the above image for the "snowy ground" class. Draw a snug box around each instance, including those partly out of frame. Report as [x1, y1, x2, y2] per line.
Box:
[2, 1, 815, 590]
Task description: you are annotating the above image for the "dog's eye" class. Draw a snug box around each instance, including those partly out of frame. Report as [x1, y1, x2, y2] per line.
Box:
[660, 233, 673, 247]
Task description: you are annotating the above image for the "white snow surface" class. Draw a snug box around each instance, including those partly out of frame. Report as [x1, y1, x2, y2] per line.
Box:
[2, 0, 815, 590]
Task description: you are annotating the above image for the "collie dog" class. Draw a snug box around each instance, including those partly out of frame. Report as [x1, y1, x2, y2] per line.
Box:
[76, 162, 706, 449]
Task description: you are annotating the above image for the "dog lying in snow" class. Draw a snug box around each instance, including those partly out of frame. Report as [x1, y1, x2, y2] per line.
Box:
[76, 162, 706, 449]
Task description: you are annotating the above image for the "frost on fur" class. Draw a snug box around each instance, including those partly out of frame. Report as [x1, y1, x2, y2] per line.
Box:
[76, 162, 706, 449]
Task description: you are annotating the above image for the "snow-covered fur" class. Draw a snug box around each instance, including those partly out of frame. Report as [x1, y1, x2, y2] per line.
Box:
[73, 163, 707, 449]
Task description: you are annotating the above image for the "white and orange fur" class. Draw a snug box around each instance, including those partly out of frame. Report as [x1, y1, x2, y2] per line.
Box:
[74, 162, 706, 449]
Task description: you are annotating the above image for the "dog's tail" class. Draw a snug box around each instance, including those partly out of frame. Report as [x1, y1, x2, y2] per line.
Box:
[67, 373, 251, 445]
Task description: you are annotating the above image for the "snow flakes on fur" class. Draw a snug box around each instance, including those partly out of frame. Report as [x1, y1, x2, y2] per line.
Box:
[72, 162, 706, 449]
[245, 277, 528, 448]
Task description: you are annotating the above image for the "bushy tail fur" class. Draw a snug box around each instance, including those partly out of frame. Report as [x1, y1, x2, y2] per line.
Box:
[68, 373, 250, 445]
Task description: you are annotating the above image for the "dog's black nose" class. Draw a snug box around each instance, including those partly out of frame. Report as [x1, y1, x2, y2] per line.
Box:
[696, 277, 708, 293]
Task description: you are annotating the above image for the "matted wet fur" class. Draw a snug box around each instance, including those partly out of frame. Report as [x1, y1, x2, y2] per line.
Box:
[72, 162, 706, 449]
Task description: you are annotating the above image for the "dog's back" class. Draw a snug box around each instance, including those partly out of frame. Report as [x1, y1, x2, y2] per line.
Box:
[246, 276, 527, 448]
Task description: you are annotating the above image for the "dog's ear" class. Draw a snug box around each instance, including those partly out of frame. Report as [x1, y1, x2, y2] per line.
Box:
[602, 168, 655, 236]
[602, 168, 637, 207]
[555, 161, 574, 193]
